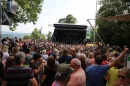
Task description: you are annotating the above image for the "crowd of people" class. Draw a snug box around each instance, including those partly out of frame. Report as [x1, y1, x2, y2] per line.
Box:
[0, 37, 130, 86]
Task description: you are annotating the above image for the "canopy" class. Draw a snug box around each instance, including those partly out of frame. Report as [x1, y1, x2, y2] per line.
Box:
[98, 13, 130, 21]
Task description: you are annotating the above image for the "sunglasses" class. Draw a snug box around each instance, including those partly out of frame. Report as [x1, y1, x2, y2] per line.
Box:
[117, 75, 128, 79]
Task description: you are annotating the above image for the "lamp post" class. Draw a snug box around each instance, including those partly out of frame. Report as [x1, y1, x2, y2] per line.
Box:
[0, 0, 2, 42]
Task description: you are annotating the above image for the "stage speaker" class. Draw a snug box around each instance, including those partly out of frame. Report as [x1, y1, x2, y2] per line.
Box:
[7, 0, 18, 15]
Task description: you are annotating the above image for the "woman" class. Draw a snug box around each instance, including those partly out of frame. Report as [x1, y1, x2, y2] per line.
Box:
[30, 53, 44, 84]
[114, 68, 130, 86]
[42, 56, 57, 86]
[2, 45, 9, 65]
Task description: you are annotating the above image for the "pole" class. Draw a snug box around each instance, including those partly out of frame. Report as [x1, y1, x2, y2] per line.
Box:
[0, 0, 2, 42]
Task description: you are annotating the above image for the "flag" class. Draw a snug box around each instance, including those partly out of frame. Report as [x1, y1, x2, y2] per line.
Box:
[40, 26, 42, 34]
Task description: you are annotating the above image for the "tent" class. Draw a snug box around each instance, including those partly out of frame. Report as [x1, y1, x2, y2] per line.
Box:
[98, 13, 130, 21]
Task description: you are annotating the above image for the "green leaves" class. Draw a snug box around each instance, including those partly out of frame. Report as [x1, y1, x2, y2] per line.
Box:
[97, 0, 130, 48]
[31, 28, 45, 40]
[3, 0, 44, 30]
[58, 14, 77, 24]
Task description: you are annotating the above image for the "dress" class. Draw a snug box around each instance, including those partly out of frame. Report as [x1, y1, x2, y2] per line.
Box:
[42, 66, 56, 86]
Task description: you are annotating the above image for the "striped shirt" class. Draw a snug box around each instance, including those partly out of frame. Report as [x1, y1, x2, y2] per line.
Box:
[4, 66, 35, 86]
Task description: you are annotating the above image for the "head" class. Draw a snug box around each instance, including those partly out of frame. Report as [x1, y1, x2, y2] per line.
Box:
[14, 52, 25, 65]
[94, 55, 103, 65]
[5, 56, 14, 71]
[70, 47, 76, 56]
[63, 48, 68, 56]
[118, 68, 130, 85]
[70, 58, 81, 71]
[42, 50, 46, 54]
[55, 63, 73, 86]
[33, 53, 41, 61]
[2, 45, 8, 52]
[25, 48, 30, 54]
[12, 47, 20, 56]
[47, 56, 56, 70]
[88, 52, 94, 59]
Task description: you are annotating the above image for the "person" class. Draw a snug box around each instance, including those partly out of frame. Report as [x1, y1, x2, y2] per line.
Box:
[30, 53, 44, 84]
[52, 63, 73, 86]
[0, 51, 4, 86]
[42, 56, 57, 86]
[105, 63, 118, 86]
[24, 48, 33, 67]
[2, 52, 38, 86]
[114, 68, 130, 86]
[86, 48, 129, 86]
[67, 58, 86, 86]
[58, 48, 71, 64]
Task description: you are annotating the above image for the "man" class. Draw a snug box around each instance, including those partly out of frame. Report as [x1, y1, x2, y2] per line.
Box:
[53, 63, 73, 86]
[24, 48, 33, 67]
[67, 58, 86, 86]
[3, 52, 38, 86]
[86, 48, 129, 86]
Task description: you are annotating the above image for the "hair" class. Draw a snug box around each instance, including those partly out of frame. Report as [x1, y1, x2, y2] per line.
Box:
[102, 54, 108, 60]
[4, 56, 14, 72]
[14, 52, 25, 65]
[2, 45, 8, 52]
[47, 56, 56, 70]
[52, 53, 57, 59]
[12, 47, 20, 56]
[63, 48, 68, 56]
[78, 55, 86, 70]
[33, 53, 41, 60]
[119, 68, 130, 78]
[25, 48, 30, 54]
[0, 51, 3, 62]
[95, 55, 103, 65]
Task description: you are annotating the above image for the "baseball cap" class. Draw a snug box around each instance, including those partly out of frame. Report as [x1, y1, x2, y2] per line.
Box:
[57, 63, 73, 76]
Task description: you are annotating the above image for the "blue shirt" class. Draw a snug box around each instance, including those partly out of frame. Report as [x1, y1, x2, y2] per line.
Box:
[86, 64, 109, 86]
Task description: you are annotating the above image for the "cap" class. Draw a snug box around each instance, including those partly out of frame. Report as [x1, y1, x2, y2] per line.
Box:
[57, 63, 73, 76]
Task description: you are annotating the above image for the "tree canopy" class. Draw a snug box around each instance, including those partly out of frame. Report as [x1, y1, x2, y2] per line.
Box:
[96, 0, 130, 48]
[31, 28, 45, 39]
[2, 0, 44, 31]
[58, 14, 77, 24]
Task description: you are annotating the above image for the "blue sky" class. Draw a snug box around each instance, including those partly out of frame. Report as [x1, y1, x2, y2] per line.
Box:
[2, 0, 99, 34]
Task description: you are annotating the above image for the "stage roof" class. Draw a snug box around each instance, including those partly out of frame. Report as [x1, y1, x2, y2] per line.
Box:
[54, 23, 87, 29]
[98, 13, 130, 21]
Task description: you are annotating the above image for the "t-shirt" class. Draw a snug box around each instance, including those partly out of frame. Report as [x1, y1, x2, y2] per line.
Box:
[86, 64, 109, 86]
[4, 66, 34, 86]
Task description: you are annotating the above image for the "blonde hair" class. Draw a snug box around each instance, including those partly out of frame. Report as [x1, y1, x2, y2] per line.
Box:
[2, 45, 8, 52]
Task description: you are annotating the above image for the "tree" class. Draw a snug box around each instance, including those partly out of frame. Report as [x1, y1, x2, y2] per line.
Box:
[31, 28, 45, 40]
[47, 31, 52, 40]
[2, 0, 44, 31]
[23, 35, 31, 40]
[96, 0, 130, 48]
[58, 14, 77, 24]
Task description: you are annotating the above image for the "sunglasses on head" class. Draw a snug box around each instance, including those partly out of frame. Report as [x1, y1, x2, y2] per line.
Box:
[117, 75, 128, 79]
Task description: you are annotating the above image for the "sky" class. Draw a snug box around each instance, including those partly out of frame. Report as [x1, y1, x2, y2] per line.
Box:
[2, 0, 100, 34]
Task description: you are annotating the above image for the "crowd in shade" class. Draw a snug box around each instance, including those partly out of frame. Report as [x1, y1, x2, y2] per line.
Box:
[0, 37, 130, 86]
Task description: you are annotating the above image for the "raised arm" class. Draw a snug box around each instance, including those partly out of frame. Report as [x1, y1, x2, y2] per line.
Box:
[109, 48, 129, 68]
